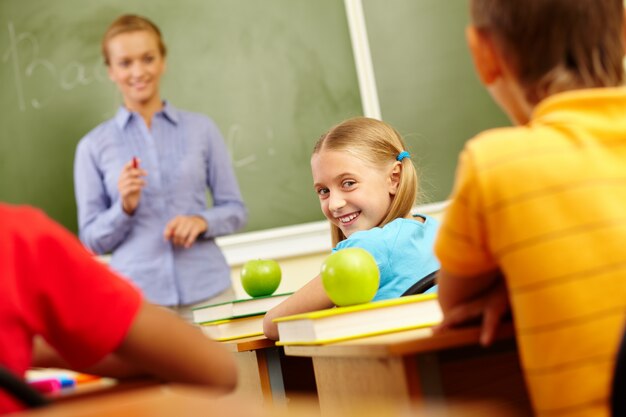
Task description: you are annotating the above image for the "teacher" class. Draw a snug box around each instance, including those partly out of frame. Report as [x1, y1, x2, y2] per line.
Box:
[74, 14, 247, 320]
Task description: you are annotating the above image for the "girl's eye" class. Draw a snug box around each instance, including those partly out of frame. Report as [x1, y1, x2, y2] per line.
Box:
[143, 56, 155, 64]
[118, 60, 131, 68]
[342, 180, 356, 189]
[316, 188, 329, 198]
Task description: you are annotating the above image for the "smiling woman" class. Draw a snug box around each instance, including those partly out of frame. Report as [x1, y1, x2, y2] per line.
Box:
[73, 15, 247, 321]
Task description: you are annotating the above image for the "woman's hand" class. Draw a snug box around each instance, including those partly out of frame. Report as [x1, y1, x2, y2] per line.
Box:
[118, 159, 147, 215]
[164, 215, 208, 248]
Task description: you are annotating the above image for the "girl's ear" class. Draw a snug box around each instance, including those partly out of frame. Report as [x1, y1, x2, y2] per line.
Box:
[466, 25, 502, 86]
[388, 162, 402, 196]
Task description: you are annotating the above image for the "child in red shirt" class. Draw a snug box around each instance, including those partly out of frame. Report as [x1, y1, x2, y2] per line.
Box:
[0, 204, 237, 413]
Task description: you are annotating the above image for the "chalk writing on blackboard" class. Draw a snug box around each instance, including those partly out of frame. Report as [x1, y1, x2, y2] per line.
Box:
[226, 124, 278, 169]
[2, 22, 107, 112]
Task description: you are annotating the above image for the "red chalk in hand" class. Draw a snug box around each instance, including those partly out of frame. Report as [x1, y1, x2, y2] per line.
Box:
[132, 157, 138, 169]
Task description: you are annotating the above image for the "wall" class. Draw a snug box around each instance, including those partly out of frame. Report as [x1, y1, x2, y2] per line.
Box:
[1, 0, 505, 235]
[0, 0, 361, 233]
[3, 1, 503, 298]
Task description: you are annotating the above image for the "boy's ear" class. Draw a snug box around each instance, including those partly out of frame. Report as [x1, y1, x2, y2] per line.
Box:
[388, 162, 402, 196]
[622, 7, 626, 55]
[466, 26, 502, 85]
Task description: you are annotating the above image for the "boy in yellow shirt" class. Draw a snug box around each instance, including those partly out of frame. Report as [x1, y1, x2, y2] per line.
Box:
[434, 1, 626, 416]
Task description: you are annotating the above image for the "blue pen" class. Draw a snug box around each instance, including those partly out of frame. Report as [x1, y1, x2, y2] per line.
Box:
[57, 375, 76, 388]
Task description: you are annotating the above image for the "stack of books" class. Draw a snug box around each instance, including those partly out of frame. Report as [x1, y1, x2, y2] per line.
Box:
[273, 293, 442, 345]
[193, 292, 291, 341]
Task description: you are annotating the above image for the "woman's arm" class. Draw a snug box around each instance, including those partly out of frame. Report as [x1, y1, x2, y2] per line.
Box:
[197, 121, 247, 238]
[263, 275, 334, 340]
[74, 139, 134, 254]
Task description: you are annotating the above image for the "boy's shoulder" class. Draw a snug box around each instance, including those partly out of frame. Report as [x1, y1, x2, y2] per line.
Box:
[463, 122, 558, 171]
[0, 204, 63, 246]
[0, 204, 47, 227]
[467, 125, 531, 152]
[465, 87, 626, 167]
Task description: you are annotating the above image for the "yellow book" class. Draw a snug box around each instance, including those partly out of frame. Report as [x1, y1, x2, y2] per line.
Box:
[200, 314, 265, 342]
[273, 293, 442, 346]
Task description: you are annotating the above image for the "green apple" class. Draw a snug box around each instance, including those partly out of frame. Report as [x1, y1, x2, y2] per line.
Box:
[320, 248, 380, 307]
[241, 259, 282, 297]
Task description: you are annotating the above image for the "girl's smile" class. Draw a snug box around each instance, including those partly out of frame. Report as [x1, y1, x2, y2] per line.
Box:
[336, 211, 361, 225]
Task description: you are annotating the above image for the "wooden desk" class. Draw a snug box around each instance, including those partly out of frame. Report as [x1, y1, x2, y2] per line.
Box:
[15, 383, 525, 417]
[223, 335, 316, 407]
[283, 325, 533, 415]
[25, 369, 159, 404]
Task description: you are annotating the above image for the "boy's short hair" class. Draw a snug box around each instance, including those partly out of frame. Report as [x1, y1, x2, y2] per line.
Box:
[471, 0, 624, 104]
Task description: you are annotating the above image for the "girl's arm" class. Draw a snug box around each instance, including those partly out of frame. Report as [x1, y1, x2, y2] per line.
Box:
[263, 275, 334, 340]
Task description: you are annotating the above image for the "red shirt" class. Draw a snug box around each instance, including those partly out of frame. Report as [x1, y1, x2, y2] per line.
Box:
[0, 205, 142, 413]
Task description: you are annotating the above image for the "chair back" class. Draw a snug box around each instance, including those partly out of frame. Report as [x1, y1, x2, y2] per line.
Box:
[401, 270, 438, 296]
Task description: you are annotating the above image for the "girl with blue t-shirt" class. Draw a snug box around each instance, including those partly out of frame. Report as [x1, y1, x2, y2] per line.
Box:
[263, 117, 439, 340]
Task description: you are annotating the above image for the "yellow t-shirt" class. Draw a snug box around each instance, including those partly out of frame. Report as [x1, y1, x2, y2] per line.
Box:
[435, 87, 626, 417]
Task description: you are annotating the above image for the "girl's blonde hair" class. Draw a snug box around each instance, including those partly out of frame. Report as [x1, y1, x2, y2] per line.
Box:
[102, 14, 166, 66]
[313, 117, 418, 247]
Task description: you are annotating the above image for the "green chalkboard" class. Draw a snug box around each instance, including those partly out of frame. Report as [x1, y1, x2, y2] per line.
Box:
[0, 0, 361, 233]
[362, 0, 509, 203]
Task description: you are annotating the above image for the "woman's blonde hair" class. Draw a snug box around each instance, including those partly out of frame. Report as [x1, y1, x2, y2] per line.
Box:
[102, 14, 166, 66]
[313, 117, 418, 247]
